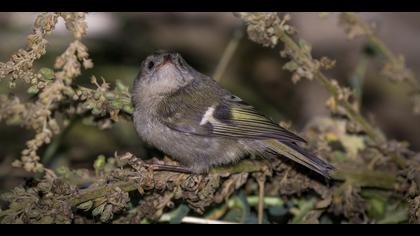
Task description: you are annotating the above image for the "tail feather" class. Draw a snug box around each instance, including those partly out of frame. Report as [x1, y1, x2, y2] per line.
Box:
[264, 140, 335, 178]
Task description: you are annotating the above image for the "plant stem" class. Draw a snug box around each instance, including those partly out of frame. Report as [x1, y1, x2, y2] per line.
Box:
[71, 180, 138, 206]
[257, 174, 266, 224]
[68, 160, 397, 209]
[350, 56, 369, 109]
[71, 160, 267, 207]
[42, 117, 78, 165]
[317, 72, 385, 143]
[331, 166, 397, 189]
[213, 28, 243, 82]
[210, 159, 267, 174]
[0, 159, 398, 221]
[341, 12, 419, 89]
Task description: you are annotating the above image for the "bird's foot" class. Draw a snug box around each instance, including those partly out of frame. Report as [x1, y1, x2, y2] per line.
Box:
[148, 163, 193, 174]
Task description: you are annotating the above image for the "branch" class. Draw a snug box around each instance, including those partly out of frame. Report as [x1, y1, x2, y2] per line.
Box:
[72, 160, 267, 207]
[69, 159, 397, 210]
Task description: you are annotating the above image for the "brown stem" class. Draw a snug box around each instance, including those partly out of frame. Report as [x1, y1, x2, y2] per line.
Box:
[71, 181, 138, 206]
[257, 174, 266, 224]
[70, 160, 268, 207]
[149, 164, 193, 174]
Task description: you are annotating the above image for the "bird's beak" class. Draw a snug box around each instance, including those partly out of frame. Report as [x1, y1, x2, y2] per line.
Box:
[156, 54, 174, 71]
[162, 54, 172, 64]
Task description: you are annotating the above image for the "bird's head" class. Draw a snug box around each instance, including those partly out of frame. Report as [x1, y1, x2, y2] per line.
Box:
[133, 51, 198, 98]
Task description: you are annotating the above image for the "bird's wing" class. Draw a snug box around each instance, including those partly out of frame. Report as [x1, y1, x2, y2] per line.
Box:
[157, 90, 306, 144]
[208, 96, 306, 143]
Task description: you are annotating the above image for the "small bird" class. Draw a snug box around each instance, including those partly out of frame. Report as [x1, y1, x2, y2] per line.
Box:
[132, 51, 335, 177]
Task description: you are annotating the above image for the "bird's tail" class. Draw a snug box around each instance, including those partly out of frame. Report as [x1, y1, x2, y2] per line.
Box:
[263, 140, 335, 178]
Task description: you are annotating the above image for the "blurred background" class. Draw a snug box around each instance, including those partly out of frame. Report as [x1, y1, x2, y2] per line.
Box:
[1, 12, 420, 192]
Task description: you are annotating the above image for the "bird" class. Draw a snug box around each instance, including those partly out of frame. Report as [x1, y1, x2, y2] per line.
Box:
[131, 51, 335, 177]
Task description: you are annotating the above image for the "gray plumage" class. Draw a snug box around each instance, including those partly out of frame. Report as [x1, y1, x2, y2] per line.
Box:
[132, 51, 335, 176]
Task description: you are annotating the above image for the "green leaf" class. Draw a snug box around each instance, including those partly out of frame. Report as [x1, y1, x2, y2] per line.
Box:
[378, 207, 408, 224]
[39, 67, 55, 80]
[169, 204, 190, 224]
[368, 198, 385, 218]
[27, 86, 39, 94]
[283, 61, 299, 72]
[111, 100, 122, 109]
[269, 205, 287, 216]
[122, 104, 134, 114]
[291, 198, 316, 224]
[92, 203, 105, 217]
[378, 203, 408, 224]
[77, 201, 94, 211]
[105, 92, 116, 100]
[334, 151, 347, 161]
[116, 80, 129, 93]
[225, 192, 256, 223]
[94, 155, 106, 175]
[319, 215, 333, 224]
[223, 208, 243, 223]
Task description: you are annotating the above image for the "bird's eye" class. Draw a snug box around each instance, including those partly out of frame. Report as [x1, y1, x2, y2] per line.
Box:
[147, 61, 155, 70]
